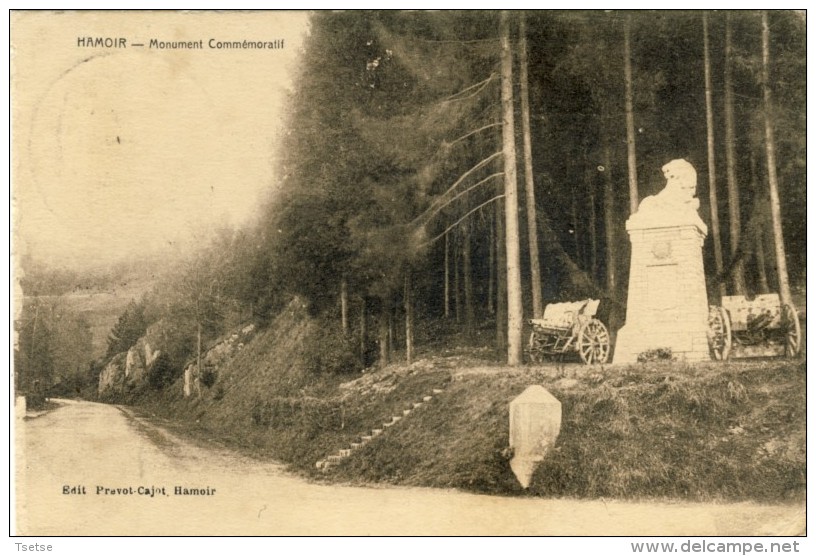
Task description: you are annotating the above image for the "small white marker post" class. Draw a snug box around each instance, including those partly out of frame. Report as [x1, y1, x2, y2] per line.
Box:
[509, 385, 561, 489]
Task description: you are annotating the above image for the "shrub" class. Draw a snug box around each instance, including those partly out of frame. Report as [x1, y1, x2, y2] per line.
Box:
[251, 399, 273, 426]
[106, 300, 148, 359]
[25, 391, 48, 410]
[147, 352, 178, 390]
[637, 347, 674, 362]
[302, 325, 360, 375]
[200, 366, 218, 388]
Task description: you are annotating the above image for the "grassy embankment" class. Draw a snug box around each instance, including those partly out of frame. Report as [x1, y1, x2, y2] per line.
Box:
[137, 300, 806, 503]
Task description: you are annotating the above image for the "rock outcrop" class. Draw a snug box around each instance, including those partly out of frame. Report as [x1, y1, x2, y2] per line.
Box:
[98, 320, 166, 396]
[98, 352, 127, 395]
[182, 323, 256, 398]
[125, 337, 160, 383]
[97, 318, 257, 398]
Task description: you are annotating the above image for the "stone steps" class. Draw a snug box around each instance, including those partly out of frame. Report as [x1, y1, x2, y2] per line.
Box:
[316, 384, 448, 473]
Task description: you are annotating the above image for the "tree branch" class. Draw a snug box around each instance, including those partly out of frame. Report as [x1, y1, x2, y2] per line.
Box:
[421, 171, 504, 224]
[421, 194, 505, 247]
[412, 151, 502, 226]
[417, 37, 498, 44]
[446, 122, 501, 147]
[441, 74, 496, 103]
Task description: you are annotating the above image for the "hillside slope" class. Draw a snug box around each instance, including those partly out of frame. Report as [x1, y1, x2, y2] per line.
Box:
[135, 301, 806, 503]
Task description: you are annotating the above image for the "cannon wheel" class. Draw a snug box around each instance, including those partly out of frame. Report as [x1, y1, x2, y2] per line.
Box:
[782, 303, 801, 357]
[708, 306, 732, 360]
[527, 330, 545, 363]
[577, 318, 610, 364]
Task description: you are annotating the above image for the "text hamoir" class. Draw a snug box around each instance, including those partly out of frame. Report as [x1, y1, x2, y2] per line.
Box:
[174, 485, 217, 495]
[76, 37, 285, 50]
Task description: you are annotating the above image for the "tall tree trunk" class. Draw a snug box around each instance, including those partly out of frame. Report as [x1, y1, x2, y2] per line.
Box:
[570, 178, 581, 265]
[340, 277, 349, 335]
[378, 307, 390, 369]
[518, 12, 543, 318]
[750, 152, 770, 294]
[444, 233, 451, 318]
[623, 14, 639, 215]
[388, 309, 395, 355]
[196, 319, 202, 398]
[462, 222, 475, 338]
[755, 216, 770, 294]
[404, 273, 414, 365]
[487, 218, 495, 315]
[359, 298, 367, 367]
[587, 165, 598, 281]
[495, 197, 507, 351]
[453, 233, 462, 323]
[724, 13, 748, 295]
[500, 11, 524, 366]
[602, 140, 617, 292]
[703, 12, 726, 298]
[761, 11, 792, 306]
[27, 301, 40, 393]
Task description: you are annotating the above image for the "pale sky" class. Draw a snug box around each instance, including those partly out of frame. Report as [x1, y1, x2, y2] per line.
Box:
[11, 10, 310, 270]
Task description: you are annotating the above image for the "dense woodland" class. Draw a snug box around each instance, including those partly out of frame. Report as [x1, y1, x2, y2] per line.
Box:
[15, 11, 806, 399]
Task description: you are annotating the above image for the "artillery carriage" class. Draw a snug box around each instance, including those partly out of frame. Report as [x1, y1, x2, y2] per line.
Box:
[707, 293, 801, 360]
[527, 299, 611, 365]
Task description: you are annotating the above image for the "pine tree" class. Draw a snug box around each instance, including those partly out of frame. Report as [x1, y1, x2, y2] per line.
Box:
[761, 11, 792, 306]
[724, 12, 748, 295]
[106, 300, 147, 358]
[500, 11, 524, 365]
[518, 12, 543, 318]
[703, 12, 726, 297]
[623, 13, 639, 215]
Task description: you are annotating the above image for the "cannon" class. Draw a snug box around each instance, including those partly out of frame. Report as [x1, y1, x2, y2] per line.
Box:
[527, 299, 611, 365]
[707, 293, 801, 360]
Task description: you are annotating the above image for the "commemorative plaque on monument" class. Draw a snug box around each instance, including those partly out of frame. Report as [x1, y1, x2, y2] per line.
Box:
[613, 160, 712, 364]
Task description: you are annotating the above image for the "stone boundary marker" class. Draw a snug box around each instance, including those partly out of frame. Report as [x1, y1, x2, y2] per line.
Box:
[509, 385, 561, 489]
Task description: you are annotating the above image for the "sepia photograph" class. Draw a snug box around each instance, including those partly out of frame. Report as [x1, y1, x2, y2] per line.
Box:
[10, 9, 807, 540]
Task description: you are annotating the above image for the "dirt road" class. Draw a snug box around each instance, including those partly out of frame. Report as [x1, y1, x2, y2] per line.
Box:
[14, 399, 804, 535]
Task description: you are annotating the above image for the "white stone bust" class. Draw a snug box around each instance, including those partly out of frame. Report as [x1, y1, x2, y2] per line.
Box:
[628, 159, 708, 233]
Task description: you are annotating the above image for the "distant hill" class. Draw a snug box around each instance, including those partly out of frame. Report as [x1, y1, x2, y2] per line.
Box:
[20, 279, 154, 360]
[61, 281, 154, 358]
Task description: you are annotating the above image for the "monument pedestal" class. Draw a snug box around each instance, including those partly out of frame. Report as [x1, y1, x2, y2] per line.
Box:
[613, 220, 711, 364]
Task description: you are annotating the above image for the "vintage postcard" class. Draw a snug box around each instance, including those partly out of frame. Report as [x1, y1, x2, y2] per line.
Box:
[11, 10, 806, 541]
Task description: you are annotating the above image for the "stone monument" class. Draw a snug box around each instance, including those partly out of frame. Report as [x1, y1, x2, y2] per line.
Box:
[509, 385, 561, 489]
[613, 159, 711, 364]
